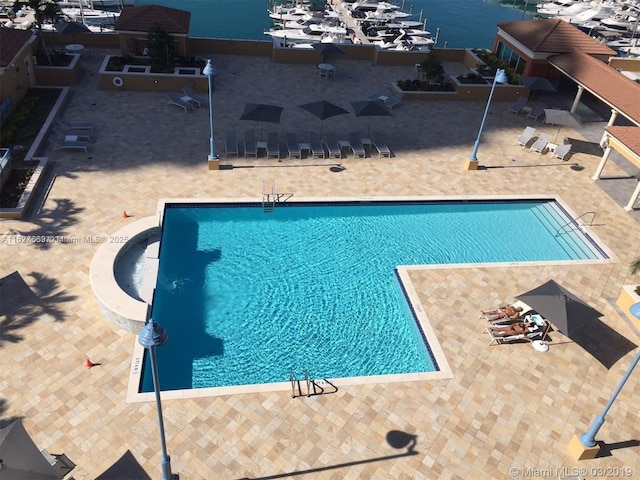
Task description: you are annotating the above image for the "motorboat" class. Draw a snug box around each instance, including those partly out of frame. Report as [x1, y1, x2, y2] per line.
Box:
[372, 29, 434, 50]
[537, 0, 579, 16]
[272, 9, 340, 26]
[600, 13, 639, 32]
[363, 7, 413, 23]
[269, 5, 338, 23]
[60, 5, 119, 26]
[365, 24, 431, 40]
[265, 22, 348, 43]
[1, 6, 35, 29]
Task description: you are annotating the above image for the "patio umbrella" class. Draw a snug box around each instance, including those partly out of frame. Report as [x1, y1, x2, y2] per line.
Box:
[311, 42, 345, 63]
[543, 108, 582, 142]
[521, 76, 557, 100]
[0, 419, 61, 479]
[55, 20, 91, 35]
[350, 100, 392, 137]
[298, 100, 349, 138]
[516, 280, 601, 339]
[515, 280, 637, 368]
[239, 103, 284, 140]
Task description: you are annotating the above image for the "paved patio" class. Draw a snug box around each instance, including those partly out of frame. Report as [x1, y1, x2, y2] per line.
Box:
[1, 49, 640, 479]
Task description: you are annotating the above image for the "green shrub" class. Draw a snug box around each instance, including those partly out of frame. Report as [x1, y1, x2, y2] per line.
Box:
[472, 49, 520, 85]
[0, 96, 39, 145]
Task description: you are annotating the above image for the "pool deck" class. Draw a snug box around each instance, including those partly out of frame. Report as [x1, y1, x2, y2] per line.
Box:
[1, 49, 640, 479]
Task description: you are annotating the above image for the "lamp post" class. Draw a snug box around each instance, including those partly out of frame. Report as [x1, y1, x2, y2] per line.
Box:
[203, 59, 218, 170]
[466, 68, 508, 170]
[569, 302, 640, 459]
[138, 319, 177, 480]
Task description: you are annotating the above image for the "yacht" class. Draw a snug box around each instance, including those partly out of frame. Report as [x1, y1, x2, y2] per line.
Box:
[537, 0, 579, 16]
[59, 5, 120, 26]
[363, 6, 413, 23]
[265, 23, 348, 43]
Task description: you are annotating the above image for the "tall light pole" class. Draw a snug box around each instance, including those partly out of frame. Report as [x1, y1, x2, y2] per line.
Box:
[138, 319, 177, 480]
[203, 59, 218, 170]
[569, 302, 640, 460]
[466, 68, 508, 170]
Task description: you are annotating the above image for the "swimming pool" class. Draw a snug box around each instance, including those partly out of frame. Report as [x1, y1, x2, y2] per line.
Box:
[135, 198, 607, 395]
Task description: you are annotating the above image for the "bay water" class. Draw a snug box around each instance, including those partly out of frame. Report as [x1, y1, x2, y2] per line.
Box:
[134, 0, 536, 49]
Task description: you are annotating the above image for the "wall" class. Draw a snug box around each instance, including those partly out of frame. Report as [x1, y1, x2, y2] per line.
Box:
[33, 54, 83, 86]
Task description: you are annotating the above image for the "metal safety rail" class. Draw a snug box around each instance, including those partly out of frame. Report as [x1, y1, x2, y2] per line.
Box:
[290, 369, 338, 398]
[261, 180, 293, 213]
[555, 211, 596, 237]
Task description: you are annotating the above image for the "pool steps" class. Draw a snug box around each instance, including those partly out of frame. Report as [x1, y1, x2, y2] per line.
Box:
[290, 370, 338, 398]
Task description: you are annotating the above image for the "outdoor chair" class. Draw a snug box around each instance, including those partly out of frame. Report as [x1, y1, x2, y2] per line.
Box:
[48, 135, 90, 152]
[485, 321, 547, 346]
[514, 126, 537, 147]
[526, 103, 546, 121]
[286, 132, 301, 159]
[267, 132, 280, 158]
[508, 97, 528, 114]
[309, 131, 326, 158]
[226, 130, 238, 157]
[367, 84, 393, 101]
[244, 130, 257, 157]
[553, 142, 572, 161]
[181, 86, 208, 107]
[323, 133, 342, 158]
[349, 132, 366, 158]
[372, 132, 391, 158]
[51, 126, 92, 142]
[167, 92, 194, 112]
[55, 118, 94, 131]
[529, 133, 551, 154]
[383, 93, 403, 111]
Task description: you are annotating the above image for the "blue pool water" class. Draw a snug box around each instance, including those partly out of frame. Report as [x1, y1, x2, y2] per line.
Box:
[141, 200, 605, 392]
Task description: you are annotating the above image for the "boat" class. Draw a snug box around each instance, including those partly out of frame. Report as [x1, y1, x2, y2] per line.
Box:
[363, 7, 413, 23]
[60, 5, 119, 26]
[537, 0, 579, 16]
[265, 22, 348, 43]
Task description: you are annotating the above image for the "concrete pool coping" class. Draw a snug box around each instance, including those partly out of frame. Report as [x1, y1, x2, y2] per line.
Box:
[86, 195, 615, 402]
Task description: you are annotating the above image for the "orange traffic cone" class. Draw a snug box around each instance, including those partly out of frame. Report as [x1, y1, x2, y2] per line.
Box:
[122, 210, 130, 219]
[84, 358, 96, 369]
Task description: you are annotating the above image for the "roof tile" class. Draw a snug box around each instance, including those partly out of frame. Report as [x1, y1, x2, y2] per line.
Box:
[0, 27, 34, 68]
[115, 5, 190, 35]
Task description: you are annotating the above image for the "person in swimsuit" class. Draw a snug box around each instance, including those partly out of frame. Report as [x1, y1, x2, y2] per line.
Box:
[489, 322, 535, 337]
[482, 305, 523, 320]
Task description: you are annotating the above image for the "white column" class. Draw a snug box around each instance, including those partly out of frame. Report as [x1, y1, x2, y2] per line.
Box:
[624, 181, 640, 212]
[591, 144, 612, 181]
[600, 109, 619, 147]
[570, 85, 584, 113]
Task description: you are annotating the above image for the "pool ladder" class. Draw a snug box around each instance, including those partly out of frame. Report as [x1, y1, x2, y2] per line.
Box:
[555, 211, 596, 237]
[290, 370, 338, 398]
[262, 180, 293, 213]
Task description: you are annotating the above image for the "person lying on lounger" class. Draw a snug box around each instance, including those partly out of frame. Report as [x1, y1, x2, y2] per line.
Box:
[481, 305, 523, 320]
[489, 322, 535, 337]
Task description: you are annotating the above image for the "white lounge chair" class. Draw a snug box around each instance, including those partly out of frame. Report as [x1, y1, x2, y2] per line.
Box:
[383, 93, 403, 111]
[485, 321, 547, 346]
[181, 86, 208, 107]
[167, 92, 194, 112]
[349, 132, 366, 158]
[508, 97, 527, 114]
[226, 130, 238, 157]
[48, 135, 89, 152]
[309, 131, 325, 158]
[55, 118, 94, 131]
[515, 126, 537, 147]
[244, 130, 257, 157]
[372, 132, 391, 158]
[529, 133, 551, 154]
[553, 143, 572, 161]
[267, 132, 280, 158]
[323, 133, 342, 158]
[368, 84, 393, 101]
[286, 133, 301, 159]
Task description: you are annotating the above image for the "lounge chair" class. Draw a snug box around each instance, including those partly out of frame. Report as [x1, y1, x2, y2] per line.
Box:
[226, 130, 238, 157]
[372, 132, 391, 158]
[323, 133, 342, 158]
[367, 84, 393, 101]
[485, 321, 546, 345]
[526, 103, 546, 120]
[167, 92, 194, 112]
[286, 132, 301, 159]
[48, 135, 89, 152]
[181, 86, 208, 107]
[309, 131, 325, 158]
[349, 132, 366, 158]
[383, 93, 403, 111]
[244, 130, 257, 157]
[553, 142, 572, 161]
[508, 97, 528, 114]
[55, 118, 94, 131]
[529, 133, 551, 154]
[514, 126, 537, 147]
[267, 132, 280, 158]
[51, 127, 91, 142]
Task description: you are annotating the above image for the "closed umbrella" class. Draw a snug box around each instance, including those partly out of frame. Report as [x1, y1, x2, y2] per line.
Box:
[543, 109, 582, 142]
[350, 100, 392, 137]
[298, 100, 348, 138]
[239, 103, 284, 140]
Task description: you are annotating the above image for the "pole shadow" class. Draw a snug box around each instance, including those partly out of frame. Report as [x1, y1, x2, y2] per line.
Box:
[595, 439, 640, 458]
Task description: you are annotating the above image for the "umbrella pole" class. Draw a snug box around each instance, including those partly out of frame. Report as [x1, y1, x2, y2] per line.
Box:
[368, 117, 372, 138]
